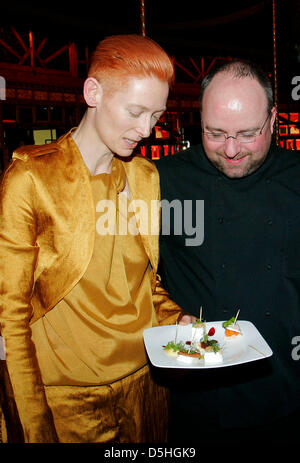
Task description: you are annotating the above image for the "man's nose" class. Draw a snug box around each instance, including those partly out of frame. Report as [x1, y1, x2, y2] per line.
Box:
[223, 137, 241, 158]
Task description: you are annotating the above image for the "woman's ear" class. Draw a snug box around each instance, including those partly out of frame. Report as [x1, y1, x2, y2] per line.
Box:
[83, 77, 103, 108]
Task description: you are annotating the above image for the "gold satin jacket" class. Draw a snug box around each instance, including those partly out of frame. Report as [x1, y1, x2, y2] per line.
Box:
[0, 131, 184, 442]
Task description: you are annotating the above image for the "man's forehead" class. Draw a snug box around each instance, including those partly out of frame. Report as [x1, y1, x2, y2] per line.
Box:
[202, 74, 268, 115]
[205, 73, 265, 100]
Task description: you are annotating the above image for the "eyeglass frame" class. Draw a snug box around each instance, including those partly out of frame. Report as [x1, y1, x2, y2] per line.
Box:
[202, 112, 271, 144]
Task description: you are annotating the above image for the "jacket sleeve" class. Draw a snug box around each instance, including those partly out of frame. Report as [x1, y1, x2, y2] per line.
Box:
[152, 272, 189, 325]
[0, 160, 58, 442]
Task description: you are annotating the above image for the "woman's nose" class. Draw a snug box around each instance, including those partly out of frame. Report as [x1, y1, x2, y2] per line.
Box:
[136, 117, 152, 138]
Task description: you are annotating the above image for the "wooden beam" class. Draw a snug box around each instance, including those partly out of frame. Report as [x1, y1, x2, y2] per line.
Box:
[68, 42, 78, 77]
[0, 39, 21, 59]
[205, 57, 217, 75]
[36, 37, 48, 55]
[11, 27, 27, 52]
[174, 60, 196, 81]
[43, 44, 69, 65]
[189, 57, 201, 75]
[18, 48, 31, 65]
[29, 31, 34, 67]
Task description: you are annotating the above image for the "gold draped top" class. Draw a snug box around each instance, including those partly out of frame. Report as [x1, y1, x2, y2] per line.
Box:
[31, 157, 155, 386]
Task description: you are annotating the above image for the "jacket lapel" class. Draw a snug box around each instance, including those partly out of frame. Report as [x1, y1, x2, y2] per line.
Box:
[123, 156, 160, 272]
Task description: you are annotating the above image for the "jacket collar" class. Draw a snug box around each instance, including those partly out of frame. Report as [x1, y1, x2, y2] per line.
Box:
[123, 156, 159, 271]
[65, 130, 159, 271]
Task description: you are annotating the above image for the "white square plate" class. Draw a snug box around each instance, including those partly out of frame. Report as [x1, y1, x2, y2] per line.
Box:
[143, 321, 273, 369]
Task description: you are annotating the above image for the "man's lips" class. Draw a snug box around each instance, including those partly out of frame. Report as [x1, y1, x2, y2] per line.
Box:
[223, 155, 248, 165]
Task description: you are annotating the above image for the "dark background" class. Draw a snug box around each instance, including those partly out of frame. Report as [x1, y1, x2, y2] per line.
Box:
[0, 0, 299, 100]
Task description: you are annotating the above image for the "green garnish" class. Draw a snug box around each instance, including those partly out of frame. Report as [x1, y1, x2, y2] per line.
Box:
[164, 341, 186, 352]
[202, 337, 217, 347]
[193, 318, 204, 327]
[182, 347, 199, 354]
[164, 341, 200, 355]
[208, 341, 221, 353]
[222, 317, 235, 328]
[200, 335, 220, 353]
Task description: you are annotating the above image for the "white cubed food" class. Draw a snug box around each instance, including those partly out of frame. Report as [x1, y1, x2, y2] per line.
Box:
[164, 348, 179, 358]
[177, 353, 200, 364]
[204, 350, 223, 364]
[191, 325, 204, 342]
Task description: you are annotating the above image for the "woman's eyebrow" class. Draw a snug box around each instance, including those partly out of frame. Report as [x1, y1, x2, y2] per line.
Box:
[128, 104, 167, 112]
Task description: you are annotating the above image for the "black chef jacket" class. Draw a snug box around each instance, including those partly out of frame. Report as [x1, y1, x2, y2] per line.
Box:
[156, 143, 300, 430]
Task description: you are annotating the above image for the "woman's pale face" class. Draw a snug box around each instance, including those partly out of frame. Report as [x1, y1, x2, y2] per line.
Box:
[94, 75, 169, 157]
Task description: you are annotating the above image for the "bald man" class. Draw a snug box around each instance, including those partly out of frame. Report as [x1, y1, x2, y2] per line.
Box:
[156, 60, 300, 444]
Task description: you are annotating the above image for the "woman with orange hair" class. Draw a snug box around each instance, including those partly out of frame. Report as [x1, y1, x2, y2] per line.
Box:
[0, 34, 190, 443]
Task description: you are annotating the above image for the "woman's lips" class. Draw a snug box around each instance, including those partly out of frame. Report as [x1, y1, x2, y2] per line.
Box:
[124, 138, 139, 149]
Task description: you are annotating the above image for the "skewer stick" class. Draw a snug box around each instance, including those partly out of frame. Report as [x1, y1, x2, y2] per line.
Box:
[248, 344, 267, 357]
[174, 321, 178, 344]
[234, 309, 240, 324]
[199, 306, 202, 322]
[188, 330, 196, 353]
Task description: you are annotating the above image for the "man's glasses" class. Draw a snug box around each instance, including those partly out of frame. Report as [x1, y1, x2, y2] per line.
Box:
[202, 113, 271, 144]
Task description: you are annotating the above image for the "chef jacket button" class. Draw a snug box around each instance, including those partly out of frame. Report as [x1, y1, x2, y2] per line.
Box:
[265, 310, 271, 317]
[222, 308, 229, 315]
[218, 217, 224, 224]
[266, 264, 272, 270]
[221, 263, 226, 269]
[267, 218, 273, 225]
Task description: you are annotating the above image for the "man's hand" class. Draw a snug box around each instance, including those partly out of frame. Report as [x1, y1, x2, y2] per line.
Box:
[179, 314, 197, 325]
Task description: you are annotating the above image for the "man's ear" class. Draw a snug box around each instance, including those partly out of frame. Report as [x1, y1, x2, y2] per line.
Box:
[83, 77, 103, 107]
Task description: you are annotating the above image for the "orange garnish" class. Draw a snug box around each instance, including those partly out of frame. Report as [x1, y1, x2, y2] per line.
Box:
[225, 329, 239, 337]
[179, 351, 201, 357]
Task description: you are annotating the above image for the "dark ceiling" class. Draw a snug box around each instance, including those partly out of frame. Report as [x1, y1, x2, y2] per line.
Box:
[0, 0, 299, 100]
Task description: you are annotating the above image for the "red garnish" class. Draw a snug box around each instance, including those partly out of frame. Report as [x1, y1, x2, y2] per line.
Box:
[186, 341, 191, 345]
[208, 327, 215, 336]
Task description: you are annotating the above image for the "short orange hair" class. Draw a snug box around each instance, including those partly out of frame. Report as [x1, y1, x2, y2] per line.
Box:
[88, 34, 175, 91]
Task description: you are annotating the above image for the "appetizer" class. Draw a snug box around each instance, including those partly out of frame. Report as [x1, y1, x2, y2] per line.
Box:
[163, 340, 203, 363]
[222, 316, 242, 338]
[163, 341, 186, 357]
[177, 348, 202, 364]
[199, 327, 223, 364]
[203, 346, 223, 364]
[191, 317, 205, 342]
[163, 322, 223, 365]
